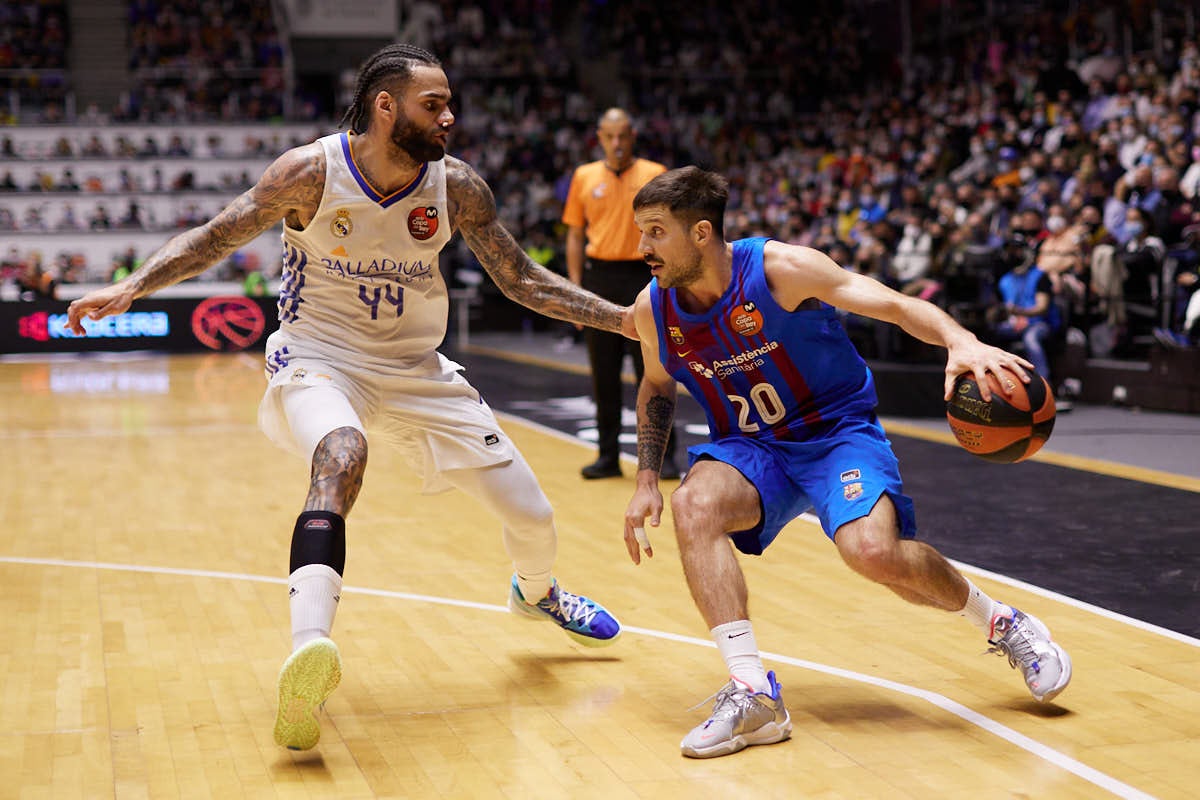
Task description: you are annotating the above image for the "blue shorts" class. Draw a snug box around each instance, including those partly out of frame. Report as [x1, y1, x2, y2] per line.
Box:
[688, 415, 917, 555]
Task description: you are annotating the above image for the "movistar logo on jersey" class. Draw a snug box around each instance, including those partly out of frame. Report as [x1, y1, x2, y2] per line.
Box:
[320, 256, 434, 281]
[709, 340, 780, 378]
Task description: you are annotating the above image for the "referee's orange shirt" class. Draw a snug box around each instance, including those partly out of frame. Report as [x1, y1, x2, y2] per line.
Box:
[562, 158, 667, 261]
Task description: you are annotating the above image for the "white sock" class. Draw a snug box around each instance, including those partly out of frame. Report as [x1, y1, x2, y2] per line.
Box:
[958, 579, 1012, 636]
[289, 564, 342, 651]
[516, 570, 553, 604]
[712, 620, 769, 694]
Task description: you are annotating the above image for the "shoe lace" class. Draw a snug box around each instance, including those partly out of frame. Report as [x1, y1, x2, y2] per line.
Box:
[988, 619, 1042, 674]
[687, 681, 751, 716]
[544, 588, 599, 628]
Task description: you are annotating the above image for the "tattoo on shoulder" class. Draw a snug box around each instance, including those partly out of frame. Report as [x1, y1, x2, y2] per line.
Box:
[130, 145, 325, 295]
[259, 145, 325, 228]
[444, 155, 495, 232]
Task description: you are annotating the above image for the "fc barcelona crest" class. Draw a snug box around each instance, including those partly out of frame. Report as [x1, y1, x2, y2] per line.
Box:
[668, 325, 686, 347]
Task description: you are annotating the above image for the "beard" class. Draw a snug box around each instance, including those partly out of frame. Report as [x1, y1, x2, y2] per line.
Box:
[653, 250, 704, 289]
[390, 113, 445, 163]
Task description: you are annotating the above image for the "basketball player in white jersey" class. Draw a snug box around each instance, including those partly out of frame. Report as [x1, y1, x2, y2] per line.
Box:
[65, 44, 630, 752]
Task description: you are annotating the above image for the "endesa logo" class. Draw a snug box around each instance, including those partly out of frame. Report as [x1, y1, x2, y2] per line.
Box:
[17, 310, 169, 342]
[190, 296, 266, 351]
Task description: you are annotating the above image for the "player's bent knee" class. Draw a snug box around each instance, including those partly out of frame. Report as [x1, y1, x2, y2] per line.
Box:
[835, 524, 903, 581]
[670, 484, 743, 542]
[313, 426, 368, 466]
[507, 494, 555, 532]
[670, 483, 714, 526]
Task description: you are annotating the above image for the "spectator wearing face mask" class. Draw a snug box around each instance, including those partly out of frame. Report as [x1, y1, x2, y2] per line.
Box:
[986, 230, 1062, 382]
[856, 185, 888, 225]
[892, 212, 943, 303]
[1111, 165, 1161, 244]
[1179, 145, 1200, 200]
[1035, 205, 1087, 308]
[1093, 207, 1165, 354]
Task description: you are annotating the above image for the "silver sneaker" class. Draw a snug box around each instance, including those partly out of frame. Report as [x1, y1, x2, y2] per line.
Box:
[988, 609, 1072, 702]
[680, 671, 792, 758]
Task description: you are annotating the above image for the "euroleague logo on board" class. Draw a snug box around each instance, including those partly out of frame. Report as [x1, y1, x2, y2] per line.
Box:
[729, 301, 763, 336]
[190, 296, 266, 351]
[408, 206, 439, 240]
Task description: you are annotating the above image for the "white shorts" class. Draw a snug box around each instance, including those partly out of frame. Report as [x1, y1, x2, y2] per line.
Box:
[258, 333, 515, 494]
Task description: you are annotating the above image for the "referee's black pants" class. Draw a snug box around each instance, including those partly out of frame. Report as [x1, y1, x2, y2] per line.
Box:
[581, 258, 678, 467]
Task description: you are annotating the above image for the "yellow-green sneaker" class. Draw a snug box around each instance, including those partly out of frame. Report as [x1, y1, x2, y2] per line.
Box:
[273, 637, 342, 750]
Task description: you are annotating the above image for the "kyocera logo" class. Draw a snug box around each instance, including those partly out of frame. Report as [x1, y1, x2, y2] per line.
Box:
[17, 311, 170, 341]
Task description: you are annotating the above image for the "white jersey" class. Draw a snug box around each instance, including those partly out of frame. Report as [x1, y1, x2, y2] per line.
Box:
[276, 132, 453, 371]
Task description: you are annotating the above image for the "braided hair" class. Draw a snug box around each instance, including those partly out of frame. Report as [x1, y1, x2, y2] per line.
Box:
[339, 44, 442, 134]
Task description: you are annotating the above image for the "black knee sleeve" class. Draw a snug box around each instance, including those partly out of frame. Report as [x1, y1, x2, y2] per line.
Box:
[290, 511, 346, 576]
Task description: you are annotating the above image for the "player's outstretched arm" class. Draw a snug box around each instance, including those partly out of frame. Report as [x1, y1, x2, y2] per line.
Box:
[65, 145, 325, 335]
[446, 157, 634, 338]
[763, 241, 1032, 401]
[623, 289, 675, 564]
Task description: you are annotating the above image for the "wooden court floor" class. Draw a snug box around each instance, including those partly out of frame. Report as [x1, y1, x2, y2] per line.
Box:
[2, 352, 1198, 799]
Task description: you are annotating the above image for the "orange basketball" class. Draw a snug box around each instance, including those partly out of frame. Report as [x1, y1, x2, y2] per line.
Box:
[945, 367, 1056, 463]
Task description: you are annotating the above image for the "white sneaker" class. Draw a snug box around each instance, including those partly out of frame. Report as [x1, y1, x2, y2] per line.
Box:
[273, 637, 342, 750]
[988, 610, 1072, 702]
[680, 672, 792, 758]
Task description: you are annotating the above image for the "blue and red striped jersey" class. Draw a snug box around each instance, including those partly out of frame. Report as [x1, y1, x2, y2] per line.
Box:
[650, 237, 878, 441]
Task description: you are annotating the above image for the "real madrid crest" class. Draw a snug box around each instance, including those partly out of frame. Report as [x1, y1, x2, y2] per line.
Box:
[331, 208, 353, 238]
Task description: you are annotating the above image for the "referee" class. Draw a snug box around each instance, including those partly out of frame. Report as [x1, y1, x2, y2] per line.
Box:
[563, 107, 679, 479]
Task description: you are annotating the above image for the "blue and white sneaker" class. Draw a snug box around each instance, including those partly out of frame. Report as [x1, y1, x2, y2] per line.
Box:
[507, 575, 621, 647]
[988, 609, 1072, 702]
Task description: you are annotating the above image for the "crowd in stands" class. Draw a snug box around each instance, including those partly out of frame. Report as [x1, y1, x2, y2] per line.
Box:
[120, 0, 293, 122]
[4, 0, 1199, 370]
[0, 0, 69, 123]
[449, 1, 1200, 372]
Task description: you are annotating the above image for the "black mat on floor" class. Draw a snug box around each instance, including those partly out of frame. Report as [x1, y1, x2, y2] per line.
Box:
[454, 347, 1200, 639]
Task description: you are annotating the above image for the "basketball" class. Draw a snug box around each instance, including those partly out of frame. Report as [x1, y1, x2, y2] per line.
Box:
[945, 367, 1056, 463]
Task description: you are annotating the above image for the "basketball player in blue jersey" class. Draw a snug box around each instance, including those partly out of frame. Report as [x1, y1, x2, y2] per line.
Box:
[64, 44, 629, 752]
[621, 167, 1072, 759]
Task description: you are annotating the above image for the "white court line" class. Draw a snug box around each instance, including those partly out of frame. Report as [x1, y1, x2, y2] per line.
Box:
[0, 555, 1159, 800]
[496, 411, 1200, 650]
[11, 404, 1197, 650]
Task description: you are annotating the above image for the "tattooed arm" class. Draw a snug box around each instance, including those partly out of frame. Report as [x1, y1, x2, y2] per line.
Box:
[631, 288, 678, 475]
[65, 144, 326, 335]
[622, 287, 677, 563]
[445, 156, 635, 337]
